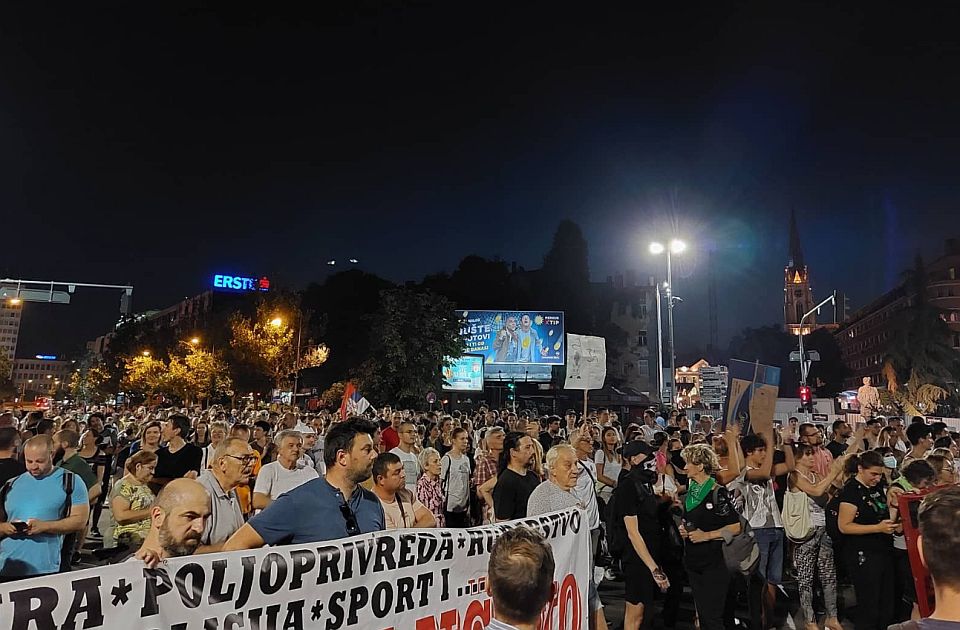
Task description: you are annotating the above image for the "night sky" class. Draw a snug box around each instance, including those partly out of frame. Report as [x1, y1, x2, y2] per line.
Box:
[4, 4, 960, 358]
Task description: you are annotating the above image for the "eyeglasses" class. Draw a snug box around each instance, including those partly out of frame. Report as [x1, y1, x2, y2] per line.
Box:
[339, 502, 360, 537]
[223, 454, 256, 465]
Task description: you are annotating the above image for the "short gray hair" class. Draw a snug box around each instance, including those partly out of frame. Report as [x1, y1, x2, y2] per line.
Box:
[274, 429, 303, 446]
[545, 444, 576, 472]
[419, 446, 440, 470]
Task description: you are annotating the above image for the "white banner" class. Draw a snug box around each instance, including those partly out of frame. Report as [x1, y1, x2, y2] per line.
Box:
[0, 509, 589, 630]
[564, 334, 606, 391]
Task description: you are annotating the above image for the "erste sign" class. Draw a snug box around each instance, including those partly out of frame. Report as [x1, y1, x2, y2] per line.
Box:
[212, 274, 270, 292]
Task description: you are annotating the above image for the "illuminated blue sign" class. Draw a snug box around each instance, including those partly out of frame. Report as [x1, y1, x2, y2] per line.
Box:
[212, 275, 271, 292]
[35, 355, 57, 360]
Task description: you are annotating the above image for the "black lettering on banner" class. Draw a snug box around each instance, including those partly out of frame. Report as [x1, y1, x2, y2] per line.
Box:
[373, 536, 396, 572]
[316, 545, 341, 585]
[175, 563, 205, 609]
[439, 567, 449, 602]
[569, 508, 581, 534]
[538, 515, 552, 538]
[416, 533, 438, 564]
[347, 586, 369, 625]
[466, 529, 486, 557]
[395, 576, 415, 613]
[209, 559, 235, 605]
[223, 613, 243, 630]
[289, 549, 316, 590]
[141, 567, 173, 617]
[355, 538, 375, 576]
[397, 533, 415, 569]
[370, 581, 393, 618]
[264, 604, 282, 629]
[416, 572, 434, 607]
[339, 541, 353, 580]
[283, 599, 305, 630]
[234, 555, 257, 609]
[436, 531, 453, 561]
[260, 552, 288, 596]
[202, 617, 218, 630]
[327, 591, 346, 630]
[9, 586, 57, 630]
[61, 576, 104, 630]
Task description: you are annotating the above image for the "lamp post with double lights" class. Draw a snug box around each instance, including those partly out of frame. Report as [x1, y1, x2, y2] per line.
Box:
[650, 239, 687, 408]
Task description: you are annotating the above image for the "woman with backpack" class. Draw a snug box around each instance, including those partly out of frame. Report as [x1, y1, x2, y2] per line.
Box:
[678, 443, 742, 630]
[837, 450, 899, 630]
[787, 444, 848, 630]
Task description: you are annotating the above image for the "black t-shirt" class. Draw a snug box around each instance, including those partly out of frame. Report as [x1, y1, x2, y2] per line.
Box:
[493, 468, 540, 521]
[682, 484, 740, 570]
[773, 449, 788, 510]
[616, 468, 662, 563]
[837, 477, 891, 552]
[0, 458, 25, 486]
[154, 443, 203, 481]
[826, 440, 848, 460]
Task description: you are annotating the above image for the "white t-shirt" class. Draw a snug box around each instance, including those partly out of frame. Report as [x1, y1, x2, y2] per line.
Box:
[593, 451, 622, 501]
[572, 459, 601, 530]
[390, 447, 421, 495]
[253, 461, 319, 501]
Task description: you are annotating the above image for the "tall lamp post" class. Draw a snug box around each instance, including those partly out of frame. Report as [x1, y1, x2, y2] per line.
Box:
[650, 239, 687, 408]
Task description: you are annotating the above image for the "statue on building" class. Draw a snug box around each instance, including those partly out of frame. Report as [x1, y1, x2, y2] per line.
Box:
[857, 376, 880, 419]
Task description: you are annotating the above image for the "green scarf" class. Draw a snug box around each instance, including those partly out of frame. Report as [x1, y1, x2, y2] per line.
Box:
[895, 476, 915, 492]
[685, 476, 716, 512]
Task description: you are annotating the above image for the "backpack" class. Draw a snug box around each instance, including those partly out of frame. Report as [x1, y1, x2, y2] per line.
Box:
[782, 489, 815, 542]
[711, 486, 761, 576]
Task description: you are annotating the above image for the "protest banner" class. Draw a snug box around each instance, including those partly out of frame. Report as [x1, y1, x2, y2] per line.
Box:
[0, 508, 588, 630]
[722, 359, 780, 434]
[563, 334, 606, 392]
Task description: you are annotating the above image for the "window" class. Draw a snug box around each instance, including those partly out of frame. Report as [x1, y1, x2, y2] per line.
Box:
[796, 303, 803, 322]
[631, 302, 648, 318]
[638, 330, 648, 347]
[954, 333, 960, 349]
[950, 267, 956, 280]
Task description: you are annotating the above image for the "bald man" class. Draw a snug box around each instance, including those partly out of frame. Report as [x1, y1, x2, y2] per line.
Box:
[133, 478, 211, 568]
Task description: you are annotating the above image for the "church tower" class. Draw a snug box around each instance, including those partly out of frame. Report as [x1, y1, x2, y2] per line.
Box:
[784, 209, 816, 335]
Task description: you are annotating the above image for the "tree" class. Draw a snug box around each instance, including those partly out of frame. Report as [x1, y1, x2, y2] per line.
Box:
[727, 325, 799, 396]
[0, 355, 13, 401]
[120, 354, 168, 397]
[320, 381, 346, 408]
[230, 300, 298, 390]
[362, 287, 463, 406]
[68, 356, 113, 403]
[882, 255, 960, 414]
[539, 220, 593, 333]
[171, 346, 233, 405]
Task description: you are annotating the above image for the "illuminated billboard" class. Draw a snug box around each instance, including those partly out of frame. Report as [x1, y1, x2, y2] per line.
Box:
[212, 274, 271, 292]
[457, 310, 564, 365]
[441, 355, 484, 391]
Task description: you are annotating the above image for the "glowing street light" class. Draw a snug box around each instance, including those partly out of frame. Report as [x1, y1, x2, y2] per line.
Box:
[8, 297, 21, 305]
[190, 337, 200, 346]
[270, 317, 284, 328]
[142, 350, 151, 357]
[649, 237, 688, 407]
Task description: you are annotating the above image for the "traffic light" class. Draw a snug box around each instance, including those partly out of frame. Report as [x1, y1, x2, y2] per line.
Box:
[798, 385, 812, 412]
[507, 382, 516, 401]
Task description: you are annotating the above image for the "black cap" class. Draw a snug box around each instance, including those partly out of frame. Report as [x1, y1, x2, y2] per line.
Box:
[621, 441, 655, 459]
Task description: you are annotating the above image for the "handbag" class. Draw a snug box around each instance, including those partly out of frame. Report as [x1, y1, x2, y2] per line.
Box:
[711, 487, 760, 576]
[782, 489, 815, 542]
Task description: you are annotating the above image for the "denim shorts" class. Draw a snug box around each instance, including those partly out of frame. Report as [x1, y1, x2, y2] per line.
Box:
[753, 527, 784, 585]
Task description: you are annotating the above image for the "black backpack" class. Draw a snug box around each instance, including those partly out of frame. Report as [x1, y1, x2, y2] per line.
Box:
[606, 471, 654, 557]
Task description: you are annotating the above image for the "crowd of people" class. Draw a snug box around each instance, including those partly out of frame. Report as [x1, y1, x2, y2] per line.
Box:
[1, 403, 960, 630]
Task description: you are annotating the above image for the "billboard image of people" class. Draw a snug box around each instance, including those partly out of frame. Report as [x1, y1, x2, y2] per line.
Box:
[457, 310, 564, 365]
[442, 355, 484, 391]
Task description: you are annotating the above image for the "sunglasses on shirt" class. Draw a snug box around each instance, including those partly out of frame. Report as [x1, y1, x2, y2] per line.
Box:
[340, 502, 360, 537]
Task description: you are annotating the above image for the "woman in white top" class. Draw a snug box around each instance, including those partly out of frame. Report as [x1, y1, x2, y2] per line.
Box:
[201, 421, 229, 470]
[788, 444, 847, 630]
[595, 427, 622, 504]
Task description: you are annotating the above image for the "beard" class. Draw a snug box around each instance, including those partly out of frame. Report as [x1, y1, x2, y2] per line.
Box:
[158, 522, 201, 557]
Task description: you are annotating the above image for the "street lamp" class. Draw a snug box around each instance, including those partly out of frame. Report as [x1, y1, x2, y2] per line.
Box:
[650, 238, 687, 408]
[141, 350, 151, 357]
[190, 337, 200, 346]
[7, 298, 21, 306]
[269, 317, 283, 328]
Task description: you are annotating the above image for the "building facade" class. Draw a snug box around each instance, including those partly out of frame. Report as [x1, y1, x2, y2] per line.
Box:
[784, 210, 818, 336]
[12, 357, 71, 395]
[835, 238, 960, 389]
[596, 272, 658, 398]
[0, 301, 22, 369]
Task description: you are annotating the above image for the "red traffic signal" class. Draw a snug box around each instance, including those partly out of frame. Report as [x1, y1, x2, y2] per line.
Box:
[798, 385, 812, 403]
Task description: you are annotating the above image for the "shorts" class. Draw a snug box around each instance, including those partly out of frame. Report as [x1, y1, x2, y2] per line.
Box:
[622, 558, 656, 606]
[753, 527, 784, 585]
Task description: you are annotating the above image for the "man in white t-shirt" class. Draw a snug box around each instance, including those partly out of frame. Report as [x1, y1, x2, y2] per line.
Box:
[389, 421, 421, 495]
[440, 428, 472, 527]
[252, 430, 318, 510]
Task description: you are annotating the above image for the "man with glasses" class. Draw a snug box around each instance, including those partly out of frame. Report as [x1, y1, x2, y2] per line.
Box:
[798, 422, 834, 478]
[390, 421, 421, 494]
[223, 418, 383, 549]
[196, 437, 254, 552]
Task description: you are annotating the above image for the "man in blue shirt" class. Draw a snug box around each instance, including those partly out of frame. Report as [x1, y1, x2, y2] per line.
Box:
[223, 417, 383, 549]
[0, 435, 89, 579]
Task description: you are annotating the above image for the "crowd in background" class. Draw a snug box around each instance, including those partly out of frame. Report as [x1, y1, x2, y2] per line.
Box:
[1, 402, 960, 630]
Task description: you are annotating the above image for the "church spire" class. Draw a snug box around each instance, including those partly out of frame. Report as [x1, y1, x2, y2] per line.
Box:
[788, 208, 804, 269]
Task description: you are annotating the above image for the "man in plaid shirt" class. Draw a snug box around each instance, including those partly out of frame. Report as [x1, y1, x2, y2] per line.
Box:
[473, 426, 505, 523]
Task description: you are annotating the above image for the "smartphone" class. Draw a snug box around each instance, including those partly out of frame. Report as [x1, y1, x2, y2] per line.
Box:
[12, 521, 27, 534]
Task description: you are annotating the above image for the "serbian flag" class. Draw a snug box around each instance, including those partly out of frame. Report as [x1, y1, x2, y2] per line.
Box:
[339, 382, 371, 419]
